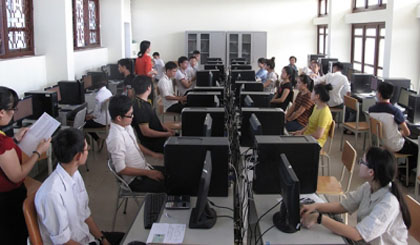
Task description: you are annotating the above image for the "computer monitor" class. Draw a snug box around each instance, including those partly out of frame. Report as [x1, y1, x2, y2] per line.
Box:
[187, 91, 220, 107]
[189, 150, 217, 229]
[164, 137, 229, 196]
[88, 71, 108, 87]
[231, 65, 252, 70]
[44, 85, 61, 102]
[102, 64, 124, 80]
[273, 153, 300, 233]
[240, 108, 285, 147]
[24, 91, 59, 119]
[240, 91, 272, 108]
[204, 64, 225, 74]
[307, 54, 325, 67]
[196, 70, 220, 86]
[249, 113, 263, 148]
[206, 60, 224, 65]
[83, 74, 93, 90]
[351, 73, 374, 94]
[191, 86, 224, 102]
[235, 81, 264, 92]
[58, 81, 85, 105]
[231, 70, 256, 82]
[319, 58, 338, 75]
[207, 57, 222, 62]
[181, 108, 225, 137]
[370, 76, 383, 91]
[244, 95, 254, 107]
[203, 113, 213, 137]
[13, 96, 33, 125]
[345, 67, 358, 82]
[384, 78, 411, 104]
[398, 87, 416, 109]
[254, 135, 320, 194]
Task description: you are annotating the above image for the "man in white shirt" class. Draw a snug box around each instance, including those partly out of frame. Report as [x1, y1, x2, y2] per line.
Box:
[303, 60, 321, 80]
[175, 56, 193, 96]
[192, 50, 201, 70]
[35, 128, 124, 245]
[315, 62, 351, 108]
[186, 56, 197, 84]
[152, 52, 165, 81]
[158, 61, 186, 113]
[107, 95, 165, 192]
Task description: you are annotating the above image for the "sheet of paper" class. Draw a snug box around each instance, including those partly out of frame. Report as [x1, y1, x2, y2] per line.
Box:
[18, 113, 61, 156]
[146, 223, 186, 244]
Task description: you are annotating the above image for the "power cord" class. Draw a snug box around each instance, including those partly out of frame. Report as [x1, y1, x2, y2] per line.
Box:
[208, 199, 234, 212]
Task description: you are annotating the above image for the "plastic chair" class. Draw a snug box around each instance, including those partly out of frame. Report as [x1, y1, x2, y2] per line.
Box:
[405, 195, 420, 242]
[73, 107, 87, 130]
[319, 120, 336, 176]
[107, 158, 146, 231]
[340, 95, 369, 151]
[23, 179, 43, 245]
[84, 99, 110, 152]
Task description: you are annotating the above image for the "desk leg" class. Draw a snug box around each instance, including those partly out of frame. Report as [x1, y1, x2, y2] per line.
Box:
[47, 147, 53, 175]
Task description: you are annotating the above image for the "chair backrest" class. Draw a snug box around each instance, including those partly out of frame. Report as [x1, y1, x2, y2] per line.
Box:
[405, 195, 420, 242]
[73, 107, 87, 130]
[324, 120, 336, 154]
[343, 95, 359, 111]
[369, 116, 383, 147]
[107, 158, 133, 192]
[340, 140, 357, 193]
[23, 192, 43, 245]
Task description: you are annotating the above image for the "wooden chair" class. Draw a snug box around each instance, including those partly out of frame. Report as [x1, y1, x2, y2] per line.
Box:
[405, 195, 420, 242]
[340, 95, 369, 151]
[416, 175, 420, 199]
[317, 140, 357, 223]
[23, 178, 42, 245]
[84, 99, 110, 152]
[330, 107, 343, 128]
[320, 120, 336, 176]
[368, 116, 412, 186]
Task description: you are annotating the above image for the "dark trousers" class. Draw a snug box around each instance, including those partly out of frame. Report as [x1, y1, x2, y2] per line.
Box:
[143, 138, 168, 153]
[166, 103, 184, 114]
[129, 166, 166, 193]
[88, 231, 125, 245]
[0, 184, 28, 245]
[397, 139, 418, 171]
[85, 119, 105, 141]
[285, 120, 304, 132]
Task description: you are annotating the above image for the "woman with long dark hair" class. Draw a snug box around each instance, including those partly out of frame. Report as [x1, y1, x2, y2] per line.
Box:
[263, 57, 277, 93]
[135, 40, 157, 77]
[270, 65, 295, 111]
[0, 86, 51, 244]
[301, 146, 411, 244]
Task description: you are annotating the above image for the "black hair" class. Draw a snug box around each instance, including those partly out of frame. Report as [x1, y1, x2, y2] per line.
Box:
[298, 74, 314, 92]
[93, 73, 108, 89]
[377, 82, 394, 100]
[266, 57, 275, 69]
[165, 61, 177, 71]
[118, 58, 132, 71]
[189, 56, 197, 61]
[152, 52, 160, 57]
[289, 56, 297, 62]
[52, 128, 85, 164]
[257, 57, 266, 64]
[0, 86, 18, 111]
[332, 62, 344, 71]
[109, 95, 133, 120]
[178, 56, 188, 65]
[192, 50, 200, 55]
[132, 75, 152, 95]
[138, 40, 151, 58]
[311, 60, 320, 66]
[313, 83, 333, 102]
[365, 146, 411, 228]
[282, 66, 296, 87]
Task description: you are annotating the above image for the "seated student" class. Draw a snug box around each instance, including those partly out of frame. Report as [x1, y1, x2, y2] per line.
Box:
[255, 57, 268, 83]
[301, 146, 411, 245]
[191, 50, 201, 69]
[85, 75, 112, 148]
[158, 61, 186, 113]
[303, 60, 321, 80]
[270, 66, 295, 111]
[288, 55, 298, 76]
[264, 57, 278, 94]
[369, 82, 418, 172]
[132, 76, 174, 153]
[152, 52, 165, 81]
[285, 74, 315, 132]
[315, 62, 350, 109]
[186, 56, 198, 83]
[175, 56, 194, 96]
[107, 95, 165, 192]
[118, 58, 135, 98]
[35, 128, 124, 245]
[293, 83, 333, 147]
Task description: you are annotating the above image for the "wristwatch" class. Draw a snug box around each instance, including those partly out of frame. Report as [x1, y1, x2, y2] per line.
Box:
[317, 212, 323, 224]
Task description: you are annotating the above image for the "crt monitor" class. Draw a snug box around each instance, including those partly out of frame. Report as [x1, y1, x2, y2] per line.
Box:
[351, 73, 374, 94]
[231, 70, 256, 82]
[307, 54, 325, 67]
[370, 76, 383, 91]
[13, 96, 33, 125]
[319, 58, 338, 75]
[44, 85, 61, 102]
[196, 70, 220, 86]
[240, 91, 272, 108]
[398, 87, 416, 109]
[189, 150, 217, 229]
[235, 81, 264, 92]
[58, 81, 85, 105]
[203, 113, 213, 137]
[206, 60, 223, 65]
[273, 153, 300, 233]
[207, 57, 222, 62]
[249, 113, 263, 148]
[102, 64, 124, 80]
[181, 107, 225, 137]
[384, 78, 411, 104]
[164, 137, 229, 196]
[231, 65, 252, 70]
[243, 95, 254, 107]
[83, 74, 93, 90]
[187, 91, 220, 107]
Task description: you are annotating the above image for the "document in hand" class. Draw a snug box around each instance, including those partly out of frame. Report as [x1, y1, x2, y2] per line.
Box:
[146, 223, 186, 244]
[18, 112, 61, 156]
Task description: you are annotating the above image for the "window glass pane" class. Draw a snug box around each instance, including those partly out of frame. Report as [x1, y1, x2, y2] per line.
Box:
[324, 35, 328, 54]
[368, 0, 379, 6]
[75, 0, 85, 47]
[354, 28, 363, 36]
[319, 35, 324, 54]
[353, 62, 362, 71]
[365, 38, 375, 65]
[89, 32, 97, 44]
[325, 27, 328, 35]
[378, 38, 384, 68]
[364, 65, 374, 74]
[320, 0, 325, 15]
[354, 37, 363, 62]
[366, 28, 376, 37]
[356, 0, 365, 8]
[6, 0, 26, 28]
[8, 31, 26, 49]
[88, 1, 97, 30]
[377, 68, 383, 77]
[380, 28, 385, 37]
[381, 0, 387, 4]
[319, 27, 324, 35]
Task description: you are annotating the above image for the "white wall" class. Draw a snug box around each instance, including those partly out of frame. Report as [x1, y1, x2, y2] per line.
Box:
[131, 0, 317, 68]
[101, 0, 125, 63]
[74, 48, 109, 79]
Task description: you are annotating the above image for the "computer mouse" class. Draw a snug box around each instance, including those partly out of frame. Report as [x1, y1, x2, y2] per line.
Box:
[127, 241, 146, 245]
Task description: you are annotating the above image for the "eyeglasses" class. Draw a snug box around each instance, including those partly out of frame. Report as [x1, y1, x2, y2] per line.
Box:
[123, 114, 134, 119]
[7, 107, 18, 112]
[358, 158, 371, 168]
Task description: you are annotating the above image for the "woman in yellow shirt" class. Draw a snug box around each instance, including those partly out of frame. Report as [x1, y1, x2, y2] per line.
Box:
[293, 83, 333, 147]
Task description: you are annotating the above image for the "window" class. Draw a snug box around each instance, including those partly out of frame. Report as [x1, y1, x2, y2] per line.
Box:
[353, 0, 386, 12]
[73, 0, 100, 50]
[351, 23, 385, 76]
[317, 25, 328, 55]
[0, 0, 34, 58]
[318, 0, 328, 16]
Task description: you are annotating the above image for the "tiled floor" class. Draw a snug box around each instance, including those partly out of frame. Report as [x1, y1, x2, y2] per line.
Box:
[48, 122, 419, 244]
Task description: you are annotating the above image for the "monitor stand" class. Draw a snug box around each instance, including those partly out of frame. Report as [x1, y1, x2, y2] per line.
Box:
[189, 202, 217, 229]
[273, 202, 299, 233]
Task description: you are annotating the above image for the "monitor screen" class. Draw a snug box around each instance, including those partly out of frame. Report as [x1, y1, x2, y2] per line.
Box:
[83, 75, 93, 90]
[45, 85, 61, 102]
[398, 87, 416, 108]
[13, 96, 33, 122]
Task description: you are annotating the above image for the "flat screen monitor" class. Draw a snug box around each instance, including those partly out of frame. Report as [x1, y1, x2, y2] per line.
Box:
[13, 96, 33, 123]
[83, 75, 93, 90]
[231, 70, 256, 82]
[189, 151, 217, 229]
[273, 153, 300, 233]
[370, 76, 383, 91]
[384, 78, 411, 104]
[164, 137, 229, 196]
[398, 87, 416, 109]
[58, 81, 85, 105]
[203, 113, 213, 137]
[45, 85, 61, 102]
[181, 108, 225, 137]
[351, 73, 374, 94]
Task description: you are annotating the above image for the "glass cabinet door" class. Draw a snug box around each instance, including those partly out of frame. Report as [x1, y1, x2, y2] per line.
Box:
[241, 34, 251, 63]
[229, 34, 239, 60]
[200, 34, 210, 64]
[188, 33, 197, 58]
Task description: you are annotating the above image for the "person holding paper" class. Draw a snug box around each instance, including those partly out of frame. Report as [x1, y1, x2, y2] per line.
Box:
[0, 86, 51, 244]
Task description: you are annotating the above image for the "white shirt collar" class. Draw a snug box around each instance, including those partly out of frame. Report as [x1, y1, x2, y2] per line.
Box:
[56, 163, 77, 191]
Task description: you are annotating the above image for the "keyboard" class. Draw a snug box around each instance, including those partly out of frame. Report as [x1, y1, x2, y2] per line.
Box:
[144, 193, 167, 229]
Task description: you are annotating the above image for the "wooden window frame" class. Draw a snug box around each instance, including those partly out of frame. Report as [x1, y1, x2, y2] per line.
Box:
[352, 0, 386, 13]
[318, 0, 328, 17]
[317, 25, 328, 55]
[0, 0, 34, 59]
[73, 0, 100, 50]
[350, 22, 385, 76]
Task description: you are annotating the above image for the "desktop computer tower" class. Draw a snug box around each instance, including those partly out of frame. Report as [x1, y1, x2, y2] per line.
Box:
[384, 78, 410, 104]
[408, 94, 420, 124]
[254, 135, 320, 194]
[24, 91, 59, 120]
[164, 137, 229, 196]
[181, 108, 226, 136]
